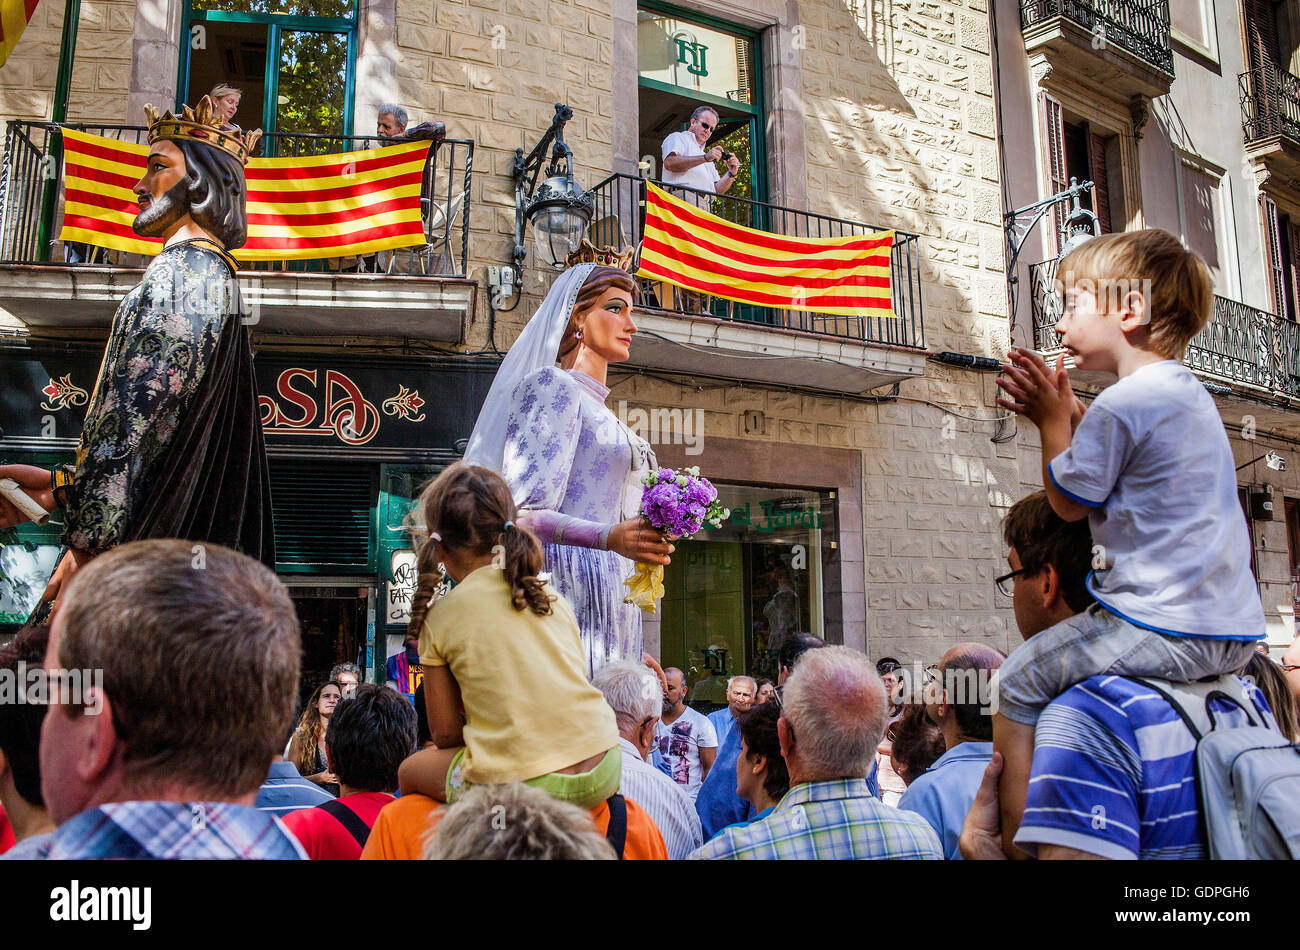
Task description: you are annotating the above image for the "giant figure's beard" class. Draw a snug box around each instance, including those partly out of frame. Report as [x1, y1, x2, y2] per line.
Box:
[133, 179, 191, 238]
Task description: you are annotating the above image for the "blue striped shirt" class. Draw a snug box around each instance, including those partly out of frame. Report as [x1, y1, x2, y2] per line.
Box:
[1015, 675, 1273, 859]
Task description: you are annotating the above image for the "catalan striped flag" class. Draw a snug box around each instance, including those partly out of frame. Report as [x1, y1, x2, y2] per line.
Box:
[0, 0, 40, 68]
[638, 181, 895, 319]
[58, 129, 433, 262]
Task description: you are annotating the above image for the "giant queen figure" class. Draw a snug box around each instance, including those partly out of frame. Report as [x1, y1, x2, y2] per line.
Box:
[464, 252, 674, 676]
[0, 97, 274, 618]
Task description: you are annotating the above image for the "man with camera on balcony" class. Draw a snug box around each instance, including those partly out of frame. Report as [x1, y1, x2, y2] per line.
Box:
[660, 106, 740, 312]
[661, 106, 741, 205]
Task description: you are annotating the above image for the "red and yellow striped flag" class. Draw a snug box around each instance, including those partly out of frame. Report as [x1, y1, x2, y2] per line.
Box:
[638, 181, 895, 319]
[0, 0, 40, 68]
[59, 129, 433, 261]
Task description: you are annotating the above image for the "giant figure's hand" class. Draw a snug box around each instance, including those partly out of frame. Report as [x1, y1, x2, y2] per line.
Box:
[0, 464, 55, 530]
[608, 517, 675, 566]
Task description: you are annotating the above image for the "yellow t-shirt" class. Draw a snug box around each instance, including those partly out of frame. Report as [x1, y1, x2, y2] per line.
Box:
[418, 565, 619, 784]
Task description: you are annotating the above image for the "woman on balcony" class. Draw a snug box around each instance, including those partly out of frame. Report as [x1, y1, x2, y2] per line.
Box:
[463, 263, 672, 676]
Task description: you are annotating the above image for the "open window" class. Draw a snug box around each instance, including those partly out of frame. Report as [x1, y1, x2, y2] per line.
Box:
[179, 0, 358, 154]
[637, 3, 766, 213]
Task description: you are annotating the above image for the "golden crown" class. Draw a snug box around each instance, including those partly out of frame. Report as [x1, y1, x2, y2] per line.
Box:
[144, 96, 263, 166]
[565, 238, 639, 272]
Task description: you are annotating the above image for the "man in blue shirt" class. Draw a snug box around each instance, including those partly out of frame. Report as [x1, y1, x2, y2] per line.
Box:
[960, 674, 1275, 860]
[255, 754, 336, 818]
[706, 676, 756, 749]
[898, 643, 1003, 859]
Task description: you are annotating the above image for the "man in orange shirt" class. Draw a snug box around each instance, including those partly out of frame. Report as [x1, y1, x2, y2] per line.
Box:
[362, 789, 667, 860]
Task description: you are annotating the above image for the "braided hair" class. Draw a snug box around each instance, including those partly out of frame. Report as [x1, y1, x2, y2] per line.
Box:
[406, 462, 553, 640]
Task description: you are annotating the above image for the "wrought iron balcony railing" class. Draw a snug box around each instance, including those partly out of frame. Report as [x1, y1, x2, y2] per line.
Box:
[1029, 258, 1300, 400]
[1240, 64, 1300, 145]
[586, 173, 925, 349]
[1020, 0, 1174, 76]
[0, 122, 474, 277]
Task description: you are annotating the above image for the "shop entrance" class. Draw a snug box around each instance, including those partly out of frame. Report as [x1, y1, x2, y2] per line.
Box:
[659, 484, 835, 712]
[288, 585, 369, 709]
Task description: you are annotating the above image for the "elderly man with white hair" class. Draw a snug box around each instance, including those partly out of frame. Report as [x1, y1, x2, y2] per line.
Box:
[592, 661, 703, 860]
[707, 675, 756, 749]
[689, 646, 942, 860]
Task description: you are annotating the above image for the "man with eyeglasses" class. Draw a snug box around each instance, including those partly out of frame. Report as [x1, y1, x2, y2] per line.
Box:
[963, 491, 1276, 860]
[661, 106, 741, 204]
[995, 491, 1094, 642]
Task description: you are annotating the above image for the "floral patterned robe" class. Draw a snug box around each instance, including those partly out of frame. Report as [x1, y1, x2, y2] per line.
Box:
[58, 238, 273, 565]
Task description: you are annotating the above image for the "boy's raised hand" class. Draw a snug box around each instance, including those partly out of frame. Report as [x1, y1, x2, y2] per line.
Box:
[996, 348, 1073, 432]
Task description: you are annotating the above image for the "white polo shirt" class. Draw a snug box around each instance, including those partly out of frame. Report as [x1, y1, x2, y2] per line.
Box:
[661, 129, 720, 198]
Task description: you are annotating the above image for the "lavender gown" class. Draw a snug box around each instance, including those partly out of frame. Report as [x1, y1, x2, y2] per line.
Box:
[501, 366, 655, 677]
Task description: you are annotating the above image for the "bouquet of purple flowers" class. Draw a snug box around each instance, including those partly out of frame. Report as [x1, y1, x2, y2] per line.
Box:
[624, 466, 729, 612]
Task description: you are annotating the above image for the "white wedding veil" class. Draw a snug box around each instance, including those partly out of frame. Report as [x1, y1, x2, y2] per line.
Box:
[463, 262, 597, 473]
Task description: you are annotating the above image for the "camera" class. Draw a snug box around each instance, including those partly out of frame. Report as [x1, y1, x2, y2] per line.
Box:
[719, 149, 735, 162]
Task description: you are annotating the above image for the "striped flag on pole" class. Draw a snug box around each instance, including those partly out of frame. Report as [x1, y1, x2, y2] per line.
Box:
[58, 129, 433, 261]
[0, 0, 40, 68]
[637, 181, 895, 319]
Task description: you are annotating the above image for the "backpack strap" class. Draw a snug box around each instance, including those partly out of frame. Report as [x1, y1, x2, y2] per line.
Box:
[319, 799, 372, 849]
[1134, 678, 1207, 742]
[605, 793, 627, 860]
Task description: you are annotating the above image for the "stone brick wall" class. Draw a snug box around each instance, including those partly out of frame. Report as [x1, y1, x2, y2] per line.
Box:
[798, 0, 1007, 361]
[0, 0, 134, 123]
[391, 0, 617, 350]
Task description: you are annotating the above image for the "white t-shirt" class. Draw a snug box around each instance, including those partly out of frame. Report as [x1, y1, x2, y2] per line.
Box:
[1047, 359, 1264, 640]
[655, 705, 718, 799]
[661, 129, 720, 199]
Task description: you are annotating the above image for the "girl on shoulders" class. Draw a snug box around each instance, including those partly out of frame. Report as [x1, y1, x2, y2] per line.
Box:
[396, 463, 621, 808]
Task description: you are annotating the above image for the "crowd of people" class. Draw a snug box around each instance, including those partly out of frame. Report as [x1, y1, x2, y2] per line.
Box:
[2, 469, 1292, 861]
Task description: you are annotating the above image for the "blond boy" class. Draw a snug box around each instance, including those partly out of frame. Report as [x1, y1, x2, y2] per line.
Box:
[993, 229, 1263, 856]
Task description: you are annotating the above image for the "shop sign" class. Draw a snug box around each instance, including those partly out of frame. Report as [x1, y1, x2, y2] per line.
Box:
[716, 500, 823, 533]
[0, 347, 495, 453]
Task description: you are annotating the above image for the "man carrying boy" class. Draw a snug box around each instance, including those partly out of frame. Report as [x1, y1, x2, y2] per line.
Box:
[993, 229, 1264, 857]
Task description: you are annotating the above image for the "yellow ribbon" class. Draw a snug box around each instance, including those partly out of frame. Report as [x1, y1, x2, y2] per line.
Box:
[623, 561, 665, 614]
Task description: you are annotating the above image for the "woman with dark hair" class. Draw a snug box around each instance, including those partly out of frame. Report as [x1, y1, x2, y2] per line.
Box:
[708, 701, 789, 840]
[463, 263, 672, 675]
[1244, 652, 1300, 741]
[286, 682, 341, 796]
[754, 678, 776, 704]
[889, 704, 947, 788]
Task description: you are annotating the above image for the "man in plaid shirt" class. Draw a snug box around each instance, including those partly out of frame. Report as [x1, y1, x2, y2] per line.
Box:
[690, 646, 942, 860]
[17, 540, 305, 860]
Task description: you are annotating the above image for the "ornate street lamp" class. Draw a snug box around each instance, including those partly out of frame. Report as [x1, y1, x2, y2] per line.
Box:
[511, 103, 594, 291]
[1004, 177, 1099, 334]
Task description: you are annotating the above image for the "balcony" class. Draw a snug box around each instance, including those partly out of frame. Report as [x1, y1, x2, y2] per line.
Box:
[1020, 0, 1174, 101]
[585, 173, 927, 395]
[1240, 65, 1300, 204]
[1030, 258, 1300, 402]
[0, 122, 477, 342]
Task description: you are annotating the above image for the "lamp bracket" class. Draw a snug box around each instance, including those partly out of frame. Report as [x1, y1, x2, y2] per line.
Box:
[1004, 178, 1095, 281]
[512, 104, 579, 274]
